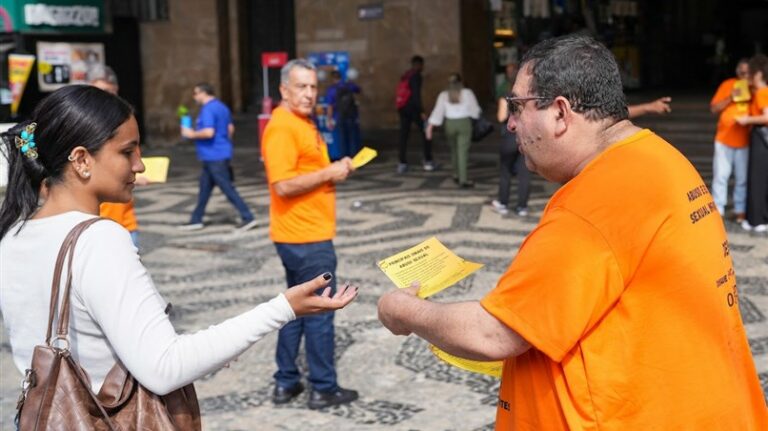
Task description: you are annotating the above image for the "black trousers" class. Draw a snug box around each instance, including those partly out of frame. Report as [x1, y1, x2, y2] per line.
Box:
[398, 108, 433, 164]
[497, 133, 531, 209]
[746, 129, 768, 226]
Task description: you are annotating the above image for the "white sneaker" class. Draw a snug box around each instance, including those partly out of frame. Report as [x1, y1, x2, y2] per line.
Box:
[740, 220, 753, 231]
[235, 219, 258, 232]
[515, 207, 529, 217]
[491, 200, 509, 215]
[423, 161, 436, 172]
[178, 222, 204, 231]
[396, 163, 408, 174]
[754, 224, 767, 233]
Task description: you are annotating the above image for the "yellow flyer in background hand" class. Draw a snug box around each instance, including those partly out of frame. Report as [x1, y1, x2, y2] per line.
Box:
[351, 146, 377, 169]
[377, 237, 501, 377]
[377, 237, 482, 298]
[136, 157, 170, 183]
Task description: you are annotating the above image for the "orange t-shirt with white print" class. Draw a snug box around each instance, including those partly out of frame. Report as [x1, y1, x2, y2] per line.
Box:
[99, 201, 138, 231]
[261, 105, 335, 243]
[750, 86, 768, 116]
[481, 130, 767, 430]
[712, 78, 750, 148]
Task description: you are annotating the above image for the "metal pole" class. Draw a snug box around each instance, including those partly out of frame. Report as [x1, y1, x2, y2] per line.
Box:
[263, 65, 269, 99]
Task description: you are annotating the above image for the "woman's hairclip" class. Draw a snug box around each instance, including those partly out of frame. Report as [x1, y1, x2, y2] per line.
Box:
[15, 123, 38, 160]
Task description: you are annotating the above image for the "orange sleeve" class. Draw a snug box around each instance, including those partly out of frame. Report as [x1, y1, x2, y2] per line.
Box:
[710, 79, 733, 106]
[480, 208, 624, 362]
[263, 128, 300, 185]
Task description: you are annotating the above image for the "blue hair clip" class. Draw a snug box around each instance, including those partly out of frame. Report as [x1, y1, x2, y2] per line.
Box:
[15, 123, 38, 160]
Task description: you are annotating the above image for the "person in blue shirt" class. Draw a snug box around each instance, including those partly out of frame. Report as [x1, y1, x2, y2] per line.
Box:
[326, 70, 361, 158]
[180, 83, 256, 231]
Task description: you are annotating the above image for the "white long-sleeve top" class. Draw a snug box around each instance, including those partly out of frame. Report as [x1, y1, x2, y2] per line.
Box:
[0, 211, 295, 395]
[427, 88, 481, 126]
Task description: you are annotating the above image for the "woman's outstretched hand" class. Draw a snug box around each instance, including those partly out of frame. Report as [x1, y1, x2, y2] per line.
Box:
[284, 272, 358, 316]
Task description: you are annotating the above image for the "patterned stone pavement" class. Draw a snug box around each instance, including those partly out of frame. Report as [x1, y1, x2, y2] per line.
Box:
[1, 94, 766, 429]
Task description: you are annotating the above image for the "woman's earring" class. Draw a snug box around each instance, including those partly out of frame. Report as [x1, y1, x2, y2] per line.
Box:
[67, 154, 76, 162]
[82, 171, 91, 178]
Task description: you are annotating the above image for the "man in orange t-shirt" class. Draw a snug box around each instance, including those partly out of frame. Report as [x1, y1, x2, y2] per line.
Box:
[711, 58, 751, 222]
[378, 35, 767, 430]
[261, 58, 358, 410]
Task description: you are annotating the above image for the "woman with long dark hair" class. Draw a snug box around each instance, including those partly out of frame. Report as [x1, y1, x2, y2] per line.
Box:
[736, 54, 768, 232]
[0, 85, 357, 400]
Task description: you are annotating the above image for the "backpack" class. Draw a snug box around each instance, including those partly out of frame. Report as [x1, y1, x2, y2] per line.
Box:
[395, 71, 414, 109]
[335, 84, 358, 119]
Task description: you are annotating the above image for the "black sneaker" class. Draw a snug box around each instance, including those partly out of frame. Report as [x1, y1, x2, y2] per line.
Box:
[307, 386, 359, 410]
[273, 382, 304, 404]
[235, 219, 258, 232]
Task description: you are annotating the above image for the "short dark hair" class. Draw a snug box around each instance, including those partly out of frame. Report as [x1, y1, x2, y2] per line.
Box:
[0, 85, 134, 239]
[330, 70, 342, 80]
[411, 55, 424, 66]
[194, 82, 215, 96]
[748, 54, 768, 80]
[521, 35, 628, 122]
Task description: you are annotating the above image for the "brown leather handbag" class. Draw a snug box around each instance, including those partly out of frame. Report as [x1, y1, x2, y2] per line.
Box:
[15, 218, 202, 430]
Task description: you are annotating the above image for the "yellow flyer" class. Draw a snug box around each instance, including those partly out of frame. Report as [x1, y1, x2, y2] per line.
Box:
[377, 237, 502, 377]
[136, 157, 170, 183]
[429, 345, 502, 378]
[377, 236, 482, 298]
[9, 54, 36, 117]
[351, 146, 377, 169]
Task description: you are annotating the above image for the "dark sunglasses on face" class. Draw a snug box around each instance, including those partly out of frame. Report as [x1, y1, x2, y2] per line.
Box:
[505, 95, 551, 116]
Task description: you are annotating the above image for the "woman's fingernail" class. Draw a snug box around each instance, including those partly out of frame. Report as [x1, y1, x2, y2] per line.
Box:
[323, 272, 332, 281]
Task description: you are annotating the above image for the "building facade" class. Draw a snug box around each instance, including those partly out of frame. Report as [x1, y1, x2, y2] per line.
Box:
[2, 0, 767, 145]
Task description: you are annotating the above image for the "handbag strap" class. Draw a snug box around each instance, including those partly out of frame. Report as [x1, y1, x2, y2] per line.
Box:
[42, 217, 121, 431]
[45, 218, 104, 345]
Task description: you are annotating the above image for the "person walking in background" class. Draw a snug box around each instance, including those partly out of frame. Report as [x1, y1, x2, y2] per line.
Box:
[426, 73, 480, 188]
[711, 59, 751, 223]
[180, 83, 257, 232]
[0, 85, 358, 416]
[396, 55, 435, 173]
[378, 35, 768, 430]
[326, 70, 361, 158]
[262, 59, 359, 410]
[89, 65, 145, 247]
[736, 54, 768, 232]
[495, 62, 518, 100]
[492, 83, 531, 216]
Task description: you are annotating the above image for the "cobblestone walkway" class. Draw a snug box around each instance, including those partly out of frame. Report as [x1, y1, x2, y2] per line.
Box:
[1, 95, 765, 430]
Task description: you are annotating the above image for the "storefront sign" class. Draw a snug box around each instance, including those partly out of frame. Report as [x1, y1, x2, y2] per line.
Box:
[9, 54, 36, 117]
[36, 41, 104, 91]
[3, 0, 105, 34]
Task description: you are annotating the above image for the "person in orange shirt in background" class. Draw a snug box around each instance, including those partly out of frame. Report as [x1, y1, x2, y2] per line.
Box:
[261, 59, 359, 410]
[711, 58, 751, 223]
[378, 35, 767, 430]
[735, 54, 768, 232]
[90, 65, 146, 247]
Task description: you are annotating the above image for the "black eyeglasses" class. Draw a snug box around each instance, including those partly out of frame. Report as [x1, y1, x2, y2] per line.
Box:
[505, 95, 551, 117]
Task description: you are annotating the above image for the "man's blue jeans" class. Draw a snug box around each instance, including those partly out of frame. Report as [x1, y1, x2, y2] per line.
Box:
[273, 240, 338, 392]
[712, 141, 749, 214]
[337, 117, 361, 158]
[190, 160, 254, 224]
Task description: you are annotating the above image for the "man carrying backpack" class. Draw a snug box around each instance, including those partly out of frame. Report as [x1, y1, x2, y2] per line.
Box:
[326, 70, 362, 158]
[396, 55, 435, 173]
